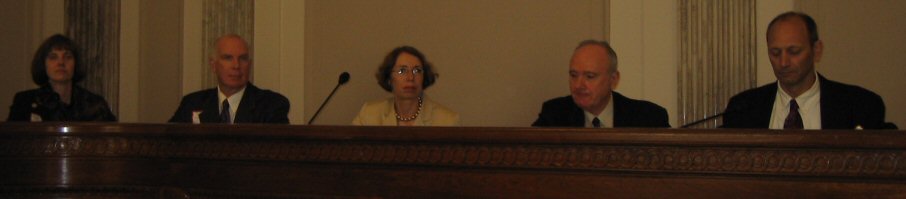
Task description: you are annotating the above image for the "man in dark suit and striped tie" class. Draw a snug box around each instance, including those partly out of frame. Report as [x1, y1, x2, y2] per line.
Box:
[722, 12, 894, 130]
[169, 34, 290, 124]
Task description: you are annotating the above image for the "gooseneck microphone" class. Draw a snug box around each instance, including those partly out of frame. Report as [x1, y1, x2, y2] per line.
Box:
[308, 72, 350, 125]
[681, 102, 747, 128]
[681, 112, 728, 128]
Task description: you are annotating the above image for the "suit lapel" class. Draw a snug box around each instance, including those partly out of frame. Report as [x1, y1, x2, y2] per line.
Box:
[612, 92, 626, 127]
[751, 84, 776, 128]
[380, 98, 401, 125]
[381, 112, 397, 126]
[233, 84, 260, 124]
[817, 75, 846, 129]
[567, 97, 585, 127]
[198, 89, 221, 123]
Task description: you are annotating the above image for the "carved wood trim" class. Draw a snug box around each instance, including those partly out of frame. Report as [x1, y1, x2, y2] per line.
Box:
[3, 123, 906, 198]
[2, 126, 904, 179]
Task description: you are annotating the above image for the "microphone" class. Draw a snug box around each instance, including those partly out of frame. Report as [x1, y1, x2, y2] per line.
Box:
[680, 112, 729, 128]
[883, 122, 899, 130]
[681, 102, 747, 128]
[307, 72, 350, 125]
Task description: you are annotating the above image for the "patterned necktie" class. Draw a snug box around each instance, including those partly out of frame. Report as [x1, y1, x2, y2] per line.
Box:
[221, 100, 231, 124]
[783, 100, 803, 129]
[592, 117, 602, 128]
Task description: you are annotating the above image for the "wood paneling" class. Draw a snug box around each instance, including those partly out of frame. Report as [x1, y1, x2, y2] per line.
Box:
[1, 123, 905, 198]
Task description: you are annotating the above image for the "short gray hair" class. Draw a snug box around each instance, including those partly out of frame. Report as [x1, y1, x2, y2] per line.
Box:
[575, 40, 618, 73]
[209, 34, 251, 60]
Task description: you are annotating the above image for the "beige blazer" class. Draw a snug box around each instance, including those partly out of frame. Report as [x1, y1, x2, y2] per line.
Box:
[352, 97, 460, 126]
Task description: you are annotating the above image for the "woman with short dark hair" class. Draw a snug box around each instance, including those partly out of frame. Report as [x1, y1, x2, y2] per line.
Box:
[352, 46, 459, 126]
[7, 34, 117, 122]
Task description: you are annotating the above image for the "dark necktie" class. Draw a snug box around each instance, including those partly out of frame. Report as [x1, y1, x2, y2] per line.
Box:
[221, 100, 231, 124]
[592, 117, 602, 128]
[783, 100, 803, 129]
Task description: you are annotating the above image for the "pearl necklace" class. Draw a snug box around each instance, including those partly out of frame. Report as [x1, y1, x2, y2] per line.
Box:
[395, 97, 423, 121]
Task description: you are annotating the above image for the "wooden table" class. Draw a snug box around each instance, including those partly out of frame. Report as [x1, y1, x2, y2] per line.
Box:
[1, 123, 905, 198]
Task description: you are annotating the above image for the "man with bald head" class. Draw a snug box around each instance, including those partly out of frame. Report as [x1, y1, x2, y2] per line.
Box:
[723, 12, 893, 129]
[533, 40, 669, 128]
[169, 34, 290, 124]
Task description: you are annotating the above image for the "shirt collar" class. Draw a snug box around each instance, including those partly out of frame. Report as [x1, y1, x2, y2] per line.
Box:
[776, 72, 820, 106]
[583, 94, 614, 127]
[218, 86, 246, 110]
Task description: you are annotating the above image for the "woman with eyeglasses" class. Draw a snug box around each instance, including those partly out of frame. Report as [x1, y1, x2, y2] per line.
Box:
[7, 34, 116, 122]
[352, 46, 459, 126]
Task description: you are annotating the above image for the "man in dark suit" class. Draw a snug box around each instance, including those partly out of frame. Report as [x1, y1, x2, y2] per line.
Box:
[533, 40, 669, 128]
[169, 34, 290, 124]
[722, 12, 893, 130]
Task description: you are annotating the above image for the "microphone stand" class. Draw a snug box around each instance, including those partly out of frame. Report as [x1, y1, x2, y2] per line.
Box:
[308, 72, 350, 125]
[680, 112, 726, 128]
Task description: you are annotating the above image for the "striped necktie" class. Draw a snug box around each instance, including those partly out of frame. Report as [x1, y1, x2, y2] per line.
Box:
[221, 100, 231, 124]
[783, 100, 803, 129]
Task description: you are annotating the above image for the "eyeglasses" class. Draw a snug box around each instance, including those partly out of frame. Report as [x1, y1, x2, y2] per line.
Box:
[394, 67, 423, 75]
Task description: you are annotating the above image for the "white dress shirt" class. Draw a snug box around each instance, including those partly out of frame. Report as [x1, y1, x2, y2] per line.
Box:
[218, 86, 246, 124]
[584, 96, 614, 128]
[769, 74, 821, 129]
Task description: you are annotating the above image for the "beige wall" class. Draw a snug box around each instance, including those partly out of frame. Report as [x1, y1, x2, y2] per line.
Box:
[253, 1, 307, 124]
[137, 0, 183, 122]
[304, 0, 608, 126]
[0, 0, 35, 120]
[120, 0, 140, 122]
[0, 0, 64, 120]
[610, 0, 678, 127]
[796, 0, 906, 127]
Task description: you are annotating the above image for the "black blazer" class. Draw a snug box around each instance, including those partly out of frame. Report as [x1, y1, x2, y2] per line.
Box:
[722, 75, 893, 129]
[532, 92, 670, 127]
[169, 84, 290, 124]
[7, 85, 117, 122]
